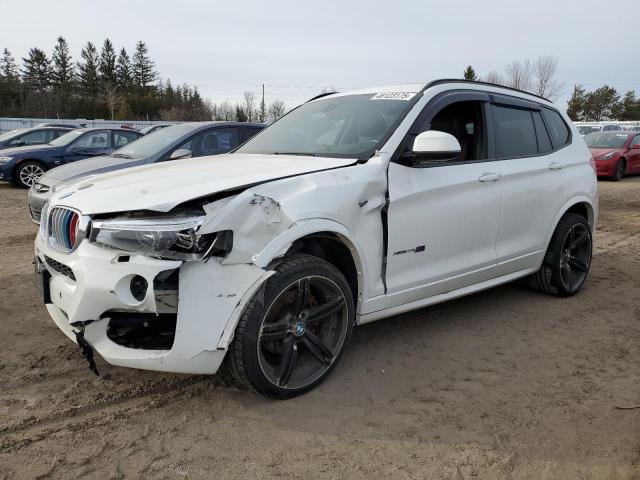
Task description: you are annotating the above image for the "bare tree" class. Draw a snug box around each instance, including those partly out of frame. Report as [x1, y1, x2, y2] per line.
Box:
[101, 84, 122, 120]
[219, 101, 235, 121]
[243, 91, 256, 121]
[483, 71, 506, 86]
[267, 99, 286, 122]
[532, 56, 563, 100]
[505, 59, 532, 91]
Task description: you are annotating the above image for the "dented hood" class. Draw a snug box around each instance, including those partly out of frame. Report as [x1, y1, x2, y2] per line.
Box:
[50, 153, 356, 214]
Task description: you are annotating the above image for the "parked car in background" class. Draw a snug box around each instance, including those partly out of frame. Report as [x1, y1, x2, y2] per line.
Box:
[585, 131, 640, 180]
[0, 127, 72, 150]
[36, 122, 86, 129]
[577, 124, 624, 136]
[28, 121, 264, 222]
[139, 124, 172, 135]
[34, 80, 597, 398]
[0, 128, 142, 188]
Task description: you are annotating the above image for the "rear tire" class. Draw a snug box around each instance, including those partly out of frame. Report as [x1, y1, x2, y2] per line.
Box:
[611, 159, 625, 181]
[15, 161, 46, 188]
[227, 254, 354, 399]
[528, 213, 592, 297]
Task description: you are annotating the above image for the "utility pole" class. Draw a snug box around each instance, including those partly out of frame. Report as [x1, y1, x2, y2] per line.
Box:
[261, 83, 265, 123]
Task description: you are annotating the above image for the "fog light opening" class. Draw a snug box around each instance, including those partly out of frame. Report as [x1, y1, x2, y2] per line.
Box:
[130, 275, 148, 302]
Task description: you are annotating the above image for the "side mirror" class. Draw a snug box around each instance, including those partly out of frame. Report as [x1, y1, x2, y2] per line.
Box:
[169, 148, 192, 160]
[405, 130, 461, 163]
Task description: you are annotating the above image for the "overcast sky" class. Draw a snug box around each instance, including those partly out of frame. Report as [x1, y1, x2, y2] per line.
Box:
[1, 0, 638, 108]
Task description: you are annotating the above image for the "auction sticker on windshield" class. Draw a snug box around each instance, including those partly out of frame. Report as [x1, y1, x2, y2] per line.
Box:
[371, 92, 416, 100]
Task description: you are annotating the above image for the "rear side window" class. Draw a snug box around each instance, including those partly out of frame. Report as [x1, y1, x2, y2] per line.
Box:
[542, 108, 571, 148]
[492, 105, 538, 158]
[532, 111, 553, 154]
[113, 131, 140, 147]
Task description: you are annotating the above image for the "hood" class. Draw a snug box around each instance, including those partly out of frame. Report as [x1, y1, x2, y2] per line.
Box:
[50, 153, 356, 214]
[40, 155, 144, 185]
[589, 147, 622, 159]
[0, 144, 60, 157]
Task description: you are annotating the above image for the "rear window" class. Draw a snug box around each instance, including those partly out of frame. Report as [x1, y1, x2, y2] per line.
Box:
[492, 105, 538, 158]
[542, 108, 571, 148]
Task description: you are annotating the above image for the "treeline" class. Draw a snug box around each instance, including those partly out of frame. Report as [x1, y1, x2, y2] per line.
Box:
[566, 85, 639, 122]
[463, 56, 563, 100]
[0, 37, 287, 123]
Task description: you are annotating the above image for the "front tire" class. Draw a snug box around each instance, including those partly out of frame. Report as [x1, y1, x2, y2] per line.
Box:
[611, 159, 625, 181]
[228, 255, 354, 399]
[15, 161, 46, 188]
[529, 213, 592, 297]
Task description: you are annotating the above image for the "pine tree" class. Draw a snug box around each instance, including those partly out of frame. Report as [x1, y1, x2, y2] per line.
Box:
[99, 38, 117, 87]
[463, 66, 477, 81]
[77, 41, 99, 109]
[566, 84, 586, 121]
[115, 47, 132, 90]
[132, 41, 157, 89]
[620, 91, 640, 121]
[51, 37, 75, 91]
[0, 48, 19, 80]
[22, 47, 51, 90]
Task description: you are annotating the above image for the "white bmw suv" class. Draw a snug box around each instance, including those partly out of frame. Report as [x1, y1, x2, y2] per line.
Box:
[34, 80, 597, 398]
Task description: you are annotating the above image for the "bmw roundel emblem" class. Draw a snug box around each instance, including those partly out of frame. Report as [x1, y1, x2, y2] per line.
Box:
[293, 321, 306, 337]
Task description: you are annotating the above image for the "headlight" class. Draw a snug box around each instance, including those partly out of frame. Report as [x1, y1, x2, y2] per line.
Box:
[0, 156, 14, 164]
[596, 151, 616, 160]
[33, 182, 51, 193]
[89, 215, 233, 260]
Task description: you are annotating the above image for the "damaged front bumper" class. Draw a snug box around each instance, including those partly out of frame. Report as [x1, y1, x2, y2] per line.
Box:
[35, 232, 272, 374]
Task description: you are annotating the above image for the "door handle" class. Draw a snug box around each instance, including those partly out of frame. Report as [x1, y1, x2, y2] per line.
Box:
[478, 172, 500, 182]
[548, 162, 563, 170]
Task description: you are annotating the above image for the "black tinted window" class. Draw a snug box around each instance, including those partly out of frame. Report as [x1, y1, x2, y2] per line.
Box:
[492, 105, 538, 158]
[542, 108, 571, 148]
[532, 111, 553, 153]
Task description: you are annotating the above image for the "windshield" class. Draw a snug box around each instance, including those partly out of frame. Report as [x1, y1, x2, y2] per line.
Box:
[578, 126, 600, 135]
[237, 93, 417, 159]
[114, 124, 198, 159]
[49, 129, 85, 146]
[584, 132, 628, 149]
[0, 129, 25, 141]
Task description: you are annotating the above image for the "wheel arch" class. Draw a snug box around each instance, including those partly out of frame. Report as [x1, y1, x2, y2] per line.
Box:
[251, 219, 367, 310]
[544, 197, 595, 254]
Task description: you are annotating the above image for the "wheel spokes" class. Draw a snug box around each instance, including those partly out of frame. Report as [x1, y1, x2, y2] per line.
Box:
[568, 257, 588, 272]
[278, 336, 298, 386]
[302, 330, 334, 365]
[306, 296, 344, 325]
[294, 278, 310, 318]
[570, 229, 589, 250]
[259, 322, 290, 343]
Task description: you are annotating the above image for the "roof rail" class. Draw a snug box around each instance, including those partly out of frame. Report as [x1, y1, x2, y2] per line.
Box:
[306, 91, 338, 103]
[422, 79, 551, 102]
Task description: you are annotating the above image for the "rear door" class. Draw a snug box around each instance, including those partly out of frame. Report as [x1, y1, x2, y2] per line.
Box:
[492, 98, 572, 275]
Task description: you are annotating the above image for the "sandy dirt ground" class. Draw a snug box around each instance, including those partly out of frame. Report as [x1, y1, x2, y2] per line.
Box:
[0, 179, 638, 479]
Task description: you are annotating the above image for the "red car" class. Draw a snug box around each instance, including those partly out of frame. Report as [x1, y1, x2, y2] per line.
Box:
[585, 131, 640, 181]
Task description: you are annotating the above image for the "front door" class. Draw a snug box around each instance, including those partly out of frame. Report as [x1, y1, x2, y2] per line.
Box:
[64, 130, 111, 163]
[385, 97, 501, 308]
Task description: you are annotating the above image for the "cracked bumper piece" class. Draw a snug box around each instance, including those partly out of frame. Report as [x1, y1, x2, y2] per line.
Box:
[36, 233, 272, 374]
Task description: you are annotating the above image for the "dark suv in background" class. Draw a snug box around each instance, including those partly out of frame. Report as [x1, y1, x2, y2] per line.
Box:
[28, 121, 265, 222]
[0, 128, 142, 188]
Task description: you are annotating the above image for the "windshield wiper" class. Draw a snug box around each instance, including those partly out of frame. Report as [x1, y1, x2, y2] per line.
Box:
[271, 152, 316, 157]
[112, 153, 134, 159]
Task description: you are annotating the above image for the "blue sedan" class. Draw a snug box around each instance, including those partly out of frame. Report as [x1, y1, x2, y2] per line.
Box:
[0, 128, 142, 188]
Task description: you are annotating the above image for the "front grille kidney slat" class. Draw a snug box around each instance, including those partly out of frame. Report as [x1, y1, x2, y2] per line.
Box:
[47, 207, 81, 253]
